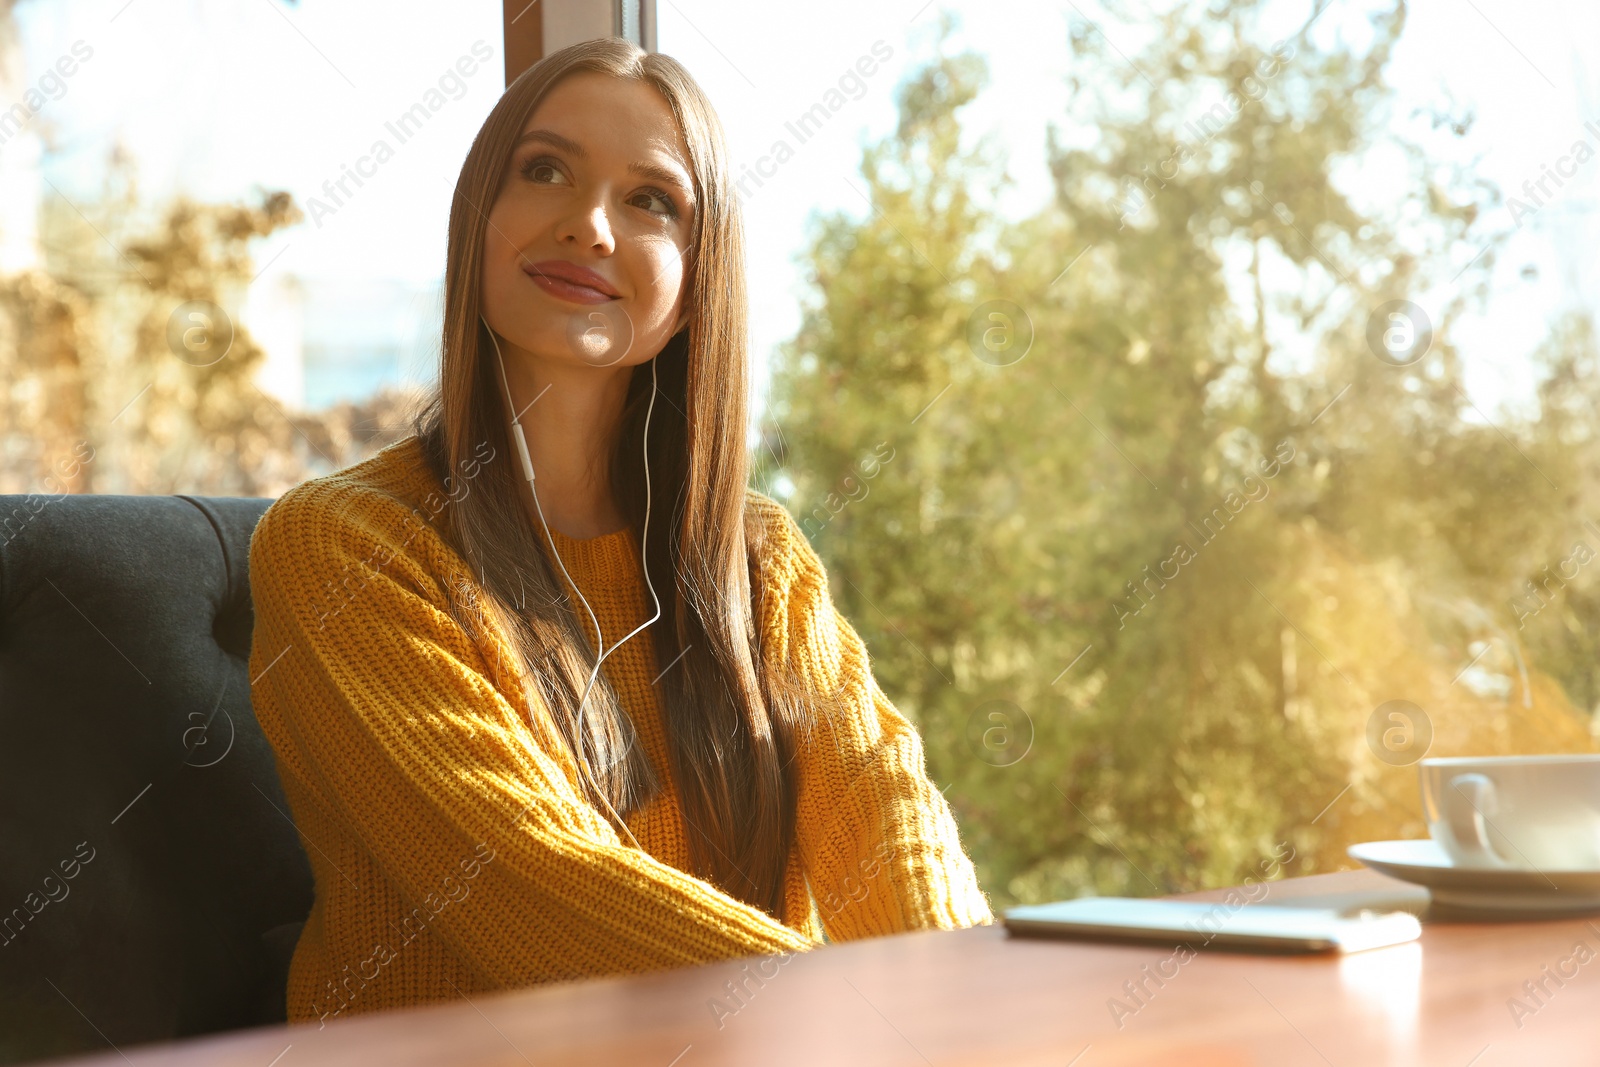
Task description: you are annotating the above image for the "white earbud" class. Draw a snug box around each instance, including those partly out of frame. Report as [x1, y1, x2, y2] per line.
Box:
[483, 316, 662, 851]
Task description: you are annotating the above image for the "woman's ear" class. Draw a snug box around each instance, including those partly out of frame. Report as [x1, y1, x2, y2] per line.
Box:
[673, 246, 696, 335]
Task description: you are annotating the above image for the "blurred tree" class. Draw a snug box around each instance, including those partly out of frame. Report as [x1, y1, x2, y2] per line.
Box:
[759, 4, 1598, 908]
[0, 147, 421, 496]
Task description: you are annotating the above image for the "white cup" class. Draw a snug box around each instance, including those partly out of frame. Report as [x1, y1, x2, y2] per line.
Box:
[1420, 755, 1600, 870]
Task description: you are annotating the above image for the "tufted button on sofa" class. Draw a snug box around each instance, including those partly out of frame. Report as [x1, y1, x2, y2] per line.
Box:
[0, 493, 312, 1065]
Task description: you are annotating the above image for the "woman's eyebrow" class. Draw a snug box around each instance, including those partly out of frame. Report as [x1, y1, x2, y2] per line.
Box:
[514, 128, 695, 201]
[629, 160, 695, 200]
[514, 128, 584, 155]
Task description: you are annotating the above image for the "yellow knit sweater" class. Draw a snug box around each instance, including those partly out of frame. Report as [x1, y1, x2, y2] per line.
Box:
[247, 435, 992, 1026]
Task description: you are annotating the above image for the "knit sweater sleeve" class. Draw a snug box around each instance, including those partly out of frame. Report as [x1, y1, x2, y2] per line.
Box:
[748, 493, 995, 939]
[248, 481, 813, 989]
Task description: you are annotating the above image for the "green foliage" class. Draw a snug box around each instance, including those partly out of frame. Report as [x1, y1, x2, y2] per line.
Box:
[759, 4, 1600, 909]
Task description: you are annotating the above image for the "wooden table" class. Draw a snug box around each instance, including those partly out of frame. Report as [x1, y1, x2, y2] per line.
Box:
[40, 868, 1600, 1066]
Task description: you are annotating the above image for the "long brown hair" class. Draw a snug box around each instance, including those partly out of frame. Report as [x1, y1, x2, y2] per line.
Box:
[412, 37, 809, 920]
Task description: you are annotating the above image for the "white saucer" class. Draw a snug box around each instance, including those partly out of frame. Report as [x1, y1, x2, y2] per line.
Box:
[1348, 840, 1600, 915]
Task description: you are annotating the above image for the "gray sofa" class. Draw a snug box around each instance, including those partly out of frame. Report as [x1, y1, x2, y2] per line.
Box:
[0, 493, 312, 1064]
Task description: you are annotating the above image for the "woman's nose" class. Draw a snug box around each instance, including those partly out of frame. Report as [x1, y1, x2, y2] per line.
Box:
[559, 198, 615, 255]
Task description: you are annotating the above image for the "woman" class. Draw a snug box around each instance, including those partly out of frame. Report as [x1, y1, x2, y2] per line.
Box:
[248, 36, 991, 1028]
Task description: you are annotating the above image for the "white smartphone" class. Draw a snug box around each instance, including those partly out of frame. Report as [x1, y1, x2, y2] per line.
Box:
[1003, 898, 1422, 954]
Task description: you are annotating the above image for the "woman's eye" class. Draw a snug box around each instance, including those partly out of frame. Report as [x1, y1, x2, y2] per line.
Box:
[516, 156, 678, 218]
[631, 188, 679, 218]
[519, 155, 567, 184]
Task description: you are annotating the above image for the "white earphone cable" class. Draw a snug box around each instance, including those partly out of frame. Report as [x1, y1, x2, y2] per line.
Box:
[484, 318, 662, 852]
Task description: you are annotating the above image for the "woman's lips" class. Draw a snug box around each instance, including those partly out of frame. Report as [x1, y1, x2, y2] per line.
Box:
[523, 260, 619, 305]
